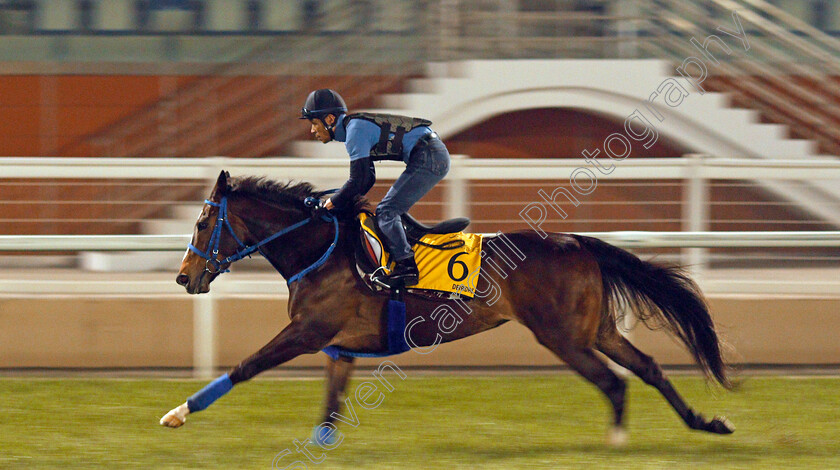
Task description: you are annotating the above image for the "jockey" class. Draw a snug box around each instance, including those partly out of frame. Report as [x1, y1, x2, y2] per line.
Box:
[301, 88, 450, 288]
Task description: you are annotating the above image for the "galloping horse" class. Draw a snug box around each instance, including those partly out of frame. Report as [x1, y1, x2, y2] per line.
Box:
[160, 170, 734, 443]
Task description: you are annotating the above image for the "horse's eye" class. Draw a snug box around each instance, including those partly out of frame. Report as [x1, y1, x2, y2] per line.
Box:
[197, 222, 209, 231]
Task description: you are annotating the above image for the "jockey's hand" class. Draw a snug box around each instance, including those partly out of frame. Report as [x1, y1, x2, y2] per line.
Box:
[311, 198, 332, 220]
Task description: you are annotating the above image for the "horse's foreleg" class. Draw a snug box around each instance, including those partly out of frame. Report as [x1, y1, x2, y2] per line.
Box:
[596, 331, 734, 435]
[322, 356, 356, 423]
[160, 321, 331, 428]
[311, 356, 356, 445]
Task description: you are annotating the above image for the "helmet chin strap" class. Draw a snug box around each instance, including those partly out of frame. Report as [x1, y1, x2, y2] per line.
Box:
[319, 116, 337, 141]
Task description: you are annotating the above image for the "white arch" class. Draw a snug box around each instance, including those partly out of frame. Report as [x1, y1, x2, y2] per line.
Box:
[433, 86, 759, 159]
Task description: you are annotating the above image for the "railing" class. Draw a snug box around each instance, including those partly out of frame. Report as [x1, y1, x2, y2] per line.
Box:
[3, 155, 840, 258]
[5, 155, 840, 179]
[3, 231, 840, 252]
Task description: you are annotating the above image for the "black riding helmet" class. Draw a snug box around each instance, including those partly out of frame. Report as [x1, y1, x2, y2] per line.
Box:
[300, 89, 347, 121]
[300, 89, 347, 141]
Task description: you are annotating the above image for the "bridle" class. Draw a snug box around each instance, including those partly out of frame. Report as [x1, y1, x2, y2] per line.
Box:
[187, 196, 339, 285]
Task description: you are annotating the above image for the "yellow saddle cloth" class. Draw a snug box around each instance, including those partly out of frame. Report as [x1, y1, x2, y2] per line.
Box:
[358, 213, 482, 298]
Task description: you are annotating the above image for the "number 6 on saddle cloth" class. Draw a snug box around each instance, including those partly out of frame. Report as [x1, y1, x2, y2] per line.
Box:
[357, 212, 482, 298]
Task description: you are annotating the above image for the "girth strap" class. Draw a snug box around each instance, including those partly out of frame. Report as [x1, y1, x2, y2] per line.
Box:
[322, 288, 411, 359]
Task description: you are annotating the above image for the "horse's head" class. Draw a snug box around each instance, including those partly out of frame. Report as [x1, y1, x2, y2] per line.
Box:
[176, 170, 249, 294]
[177, 171, 356, 292]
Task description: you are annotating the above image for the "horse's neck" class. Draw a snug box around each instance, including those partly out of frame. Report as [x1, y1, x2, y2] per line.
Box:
[242, 207, 348, 281]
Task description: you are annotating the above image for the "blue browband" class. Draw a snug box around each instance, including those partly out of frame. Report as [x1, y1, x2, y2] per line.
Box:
[187, 196, 339, 285]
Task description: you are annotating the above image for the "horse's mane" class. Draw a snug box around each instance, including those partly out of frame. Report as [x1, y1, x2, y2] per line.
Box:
[229, 176, 370, 220]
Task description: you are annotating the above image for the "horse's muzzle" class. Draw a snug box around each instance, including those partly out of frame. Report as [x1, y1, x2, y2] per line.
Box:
[177, 272, 211, 294]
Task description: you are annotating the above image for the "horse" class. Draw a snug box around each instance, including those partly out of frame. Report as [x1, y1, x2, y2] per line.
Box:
[160, 170, 734, 445]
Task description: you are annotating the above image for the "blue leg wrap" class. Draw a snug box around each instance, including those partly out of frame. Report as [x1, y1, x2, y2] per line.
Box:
[187, 373, 233, 413]
[311, 424, 339, 447]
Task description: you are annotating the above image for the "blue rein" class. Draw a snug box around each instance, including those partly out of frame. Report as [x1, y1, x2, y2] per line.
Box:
[187, 196, 339, 285]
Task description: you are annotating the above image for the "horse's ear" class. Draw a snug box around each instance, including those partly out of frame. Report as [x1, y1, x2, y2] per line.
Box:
[216, 170, 229, 195]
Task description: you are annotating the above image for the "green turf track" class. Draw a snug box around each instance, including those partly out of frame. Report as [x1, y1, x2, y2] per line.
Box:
[0, 375, 837, 469]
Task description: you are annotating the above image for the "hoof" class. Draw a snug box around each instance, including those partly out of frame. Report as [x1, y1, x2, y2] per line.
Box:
[159, 412, 185, 428]
[707, 416, 735, 434]
[159, 404, 189, 428]
[607, 426, 628, 447]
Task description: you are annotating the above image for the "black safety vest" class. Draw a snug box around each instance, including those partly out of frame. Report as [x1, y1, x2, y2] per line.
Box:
[344, 112, 433, 161]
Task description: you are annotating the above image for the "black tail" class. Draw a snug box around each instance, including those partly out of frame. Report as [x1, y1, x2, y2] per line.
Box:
[574, 235, 731, 388]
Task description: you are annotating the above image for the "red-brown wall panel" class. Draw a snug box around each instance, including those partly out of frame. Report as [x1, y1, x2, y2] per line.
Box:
[0, 75, 40, 105]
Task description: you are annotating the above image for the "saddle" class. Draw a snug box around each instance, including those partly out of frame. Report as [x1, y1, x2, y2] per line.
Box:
[355, 212, 479, 300]
[402, 213, 471, 242]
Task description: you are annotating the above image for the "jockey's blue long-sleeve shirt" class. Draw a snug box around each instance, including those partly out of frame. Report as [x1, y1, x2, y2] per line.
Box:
[329, 113, 432, 208]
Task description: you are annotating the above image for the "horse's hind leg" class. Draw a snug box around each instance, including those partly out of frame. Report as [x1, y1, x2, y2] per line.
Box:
[596, 329, 734, 434]
[530, 329, 628, 445]
[311, 356, 356, 445]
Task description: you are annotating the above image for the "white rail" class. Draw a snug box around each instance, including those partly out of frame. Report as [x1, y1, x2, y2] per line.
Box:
[2, 231, 840, 252]
[3, 156, 840, 180]
[0, 235, 188, 251]
[4, 155, 840, 233]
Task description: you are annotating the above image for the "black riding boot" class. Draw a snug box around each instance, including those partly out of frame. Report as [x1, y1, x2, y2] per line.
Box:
[376, 257, 419, 288]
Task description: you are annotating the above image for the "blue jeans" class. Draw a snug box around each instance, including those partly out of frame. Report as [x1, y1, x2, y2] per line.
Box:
[376, 137, 450, 261]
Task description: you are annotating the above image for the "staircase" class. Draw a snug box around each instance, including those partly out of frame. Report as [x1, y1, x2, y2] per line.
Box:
[643, 0, 840, 226]
[644, 0, 840, 156]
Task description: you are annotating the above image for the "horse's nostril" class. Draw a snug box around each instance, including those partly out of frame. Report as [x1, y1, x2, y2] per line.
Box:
[176, 274, 189, 286]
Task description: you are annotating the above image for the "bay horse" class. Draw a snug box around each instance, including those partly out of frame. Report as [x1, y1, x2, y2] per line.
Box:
[160, 170, 734, 444]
